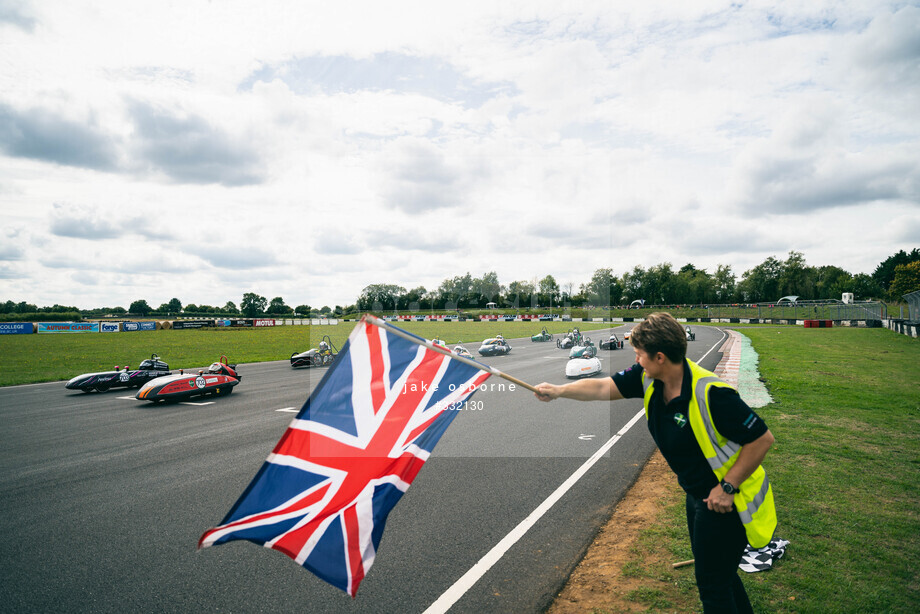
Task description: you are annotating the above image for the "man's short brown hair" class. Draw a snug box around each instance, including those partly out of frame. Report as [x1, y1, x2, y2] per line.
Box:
[629, 312, 687, 363]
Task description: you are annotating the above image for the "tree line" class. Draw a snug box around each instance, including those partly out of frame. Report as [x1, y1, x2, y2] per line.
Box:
[2, 249, 917, 318]
[355, 249, 919, 311]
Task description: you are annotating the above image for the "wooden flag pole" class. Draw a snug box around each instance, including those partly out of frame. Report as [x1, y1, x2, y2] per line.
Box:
[362, 314, 541, 394]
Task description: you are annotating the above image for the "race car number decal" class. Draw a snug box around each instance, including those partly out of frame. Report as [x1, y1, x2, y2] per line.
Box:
[120, 372, 129, 382]
[195, 376, 206, 389]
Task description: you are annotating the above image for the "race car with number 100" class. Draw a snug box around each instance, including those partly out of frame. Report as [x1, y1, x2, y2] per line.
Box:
[136, 356, 241, 402]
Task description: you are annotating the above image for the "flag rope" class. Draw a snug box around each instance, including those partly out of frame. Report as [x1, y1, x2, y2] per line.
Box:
[362, 314, 539, 393]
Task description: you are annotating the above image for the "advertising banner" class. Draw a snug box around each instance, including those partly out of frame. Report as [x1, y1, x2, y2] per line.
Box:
[100, 322, 121, 333]
[0, 322, 34, 334]
[217, 319, 253, 327]
[253, 319, 276, 327]
[38, 322, 99, 333]
[172, 320, 215, 330]
[123, 321, 157, 332]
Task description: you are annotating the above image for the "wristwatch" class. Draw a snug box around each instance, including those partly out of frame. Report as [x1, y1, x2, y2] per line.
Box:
[720, 479, 739, 495]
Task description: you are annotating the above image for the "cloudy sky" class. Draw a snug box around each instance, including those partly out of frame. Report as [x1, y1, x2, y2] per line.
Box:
[1, 1, 918, 311]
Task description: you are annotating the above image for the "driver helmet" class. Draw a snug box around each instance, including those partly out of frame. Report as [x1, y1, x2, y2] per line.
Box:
[319, 341, 329, 351]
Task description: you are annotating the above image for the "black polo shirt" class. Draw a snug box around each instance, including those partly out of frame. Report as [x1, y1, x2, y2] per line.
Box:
[612, 361, 768, 498]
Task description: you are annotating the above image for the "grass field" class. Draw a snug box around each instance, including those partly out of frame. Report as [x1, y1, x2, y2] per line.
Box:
[0, 320, 614, 387]
[617, 326, 920, 613]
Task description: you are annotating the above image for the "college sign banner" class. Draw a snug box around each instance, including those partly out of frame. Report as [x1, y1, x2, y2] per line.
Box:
[0, 322, 34, 335]
[38, 322, 99, 333]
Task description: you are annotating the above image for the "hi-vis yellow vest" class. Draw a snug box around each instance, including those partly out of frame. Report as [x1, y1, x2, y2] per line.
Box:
[643, 359, 777, 548]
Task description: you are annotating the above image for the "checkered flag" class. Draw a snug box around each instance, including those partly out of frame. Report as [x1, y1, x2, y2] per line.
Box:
[739, 538, 790, 573]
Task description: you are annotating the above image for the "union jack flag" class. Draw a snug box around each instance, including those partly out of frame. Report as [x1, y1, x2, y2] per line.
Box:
[198, 317, 492, 597]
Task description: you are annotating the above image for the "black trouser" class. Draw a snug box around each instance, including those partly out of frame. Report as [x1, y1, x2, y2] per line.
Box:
[686, 493, 754, 614]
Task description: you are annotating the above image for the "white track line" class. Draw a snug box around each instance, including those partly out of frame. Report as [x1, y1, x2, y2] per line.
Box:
[422, 332, 728, 614]
[422, 409, 644, 614]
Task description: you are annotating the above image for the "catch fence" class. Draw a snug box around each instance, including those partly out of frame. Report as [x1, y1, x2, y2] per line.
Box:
[707, 300, 886, 322]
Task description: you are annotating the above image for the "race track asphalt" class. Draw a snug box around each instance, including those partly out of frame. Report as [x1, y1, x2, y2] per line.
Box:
[0, 324, 728, 614]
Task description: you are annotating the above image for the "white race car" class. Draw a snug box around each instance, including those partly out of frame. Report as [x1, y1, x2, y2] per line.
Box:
[565, 355, 603, 379]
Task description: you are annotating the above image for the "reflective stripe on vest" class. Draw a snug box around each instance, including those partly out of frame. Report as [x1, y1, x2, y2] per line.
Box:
[642, 359, 776, 548]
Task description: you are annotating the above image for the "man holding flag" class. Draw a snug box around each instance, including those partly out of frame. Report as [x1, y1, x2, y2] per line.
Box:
[534, 313, 776, 614]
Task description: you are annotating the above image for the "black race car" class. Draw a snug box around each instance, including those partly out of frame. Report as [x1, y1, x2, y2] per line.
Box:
[600, 334, 624, 350]
[291, 336, 339, 368]
[478, 336, 511, 356]
[685, 326, 696, 341]
[66, 354, 171, 392]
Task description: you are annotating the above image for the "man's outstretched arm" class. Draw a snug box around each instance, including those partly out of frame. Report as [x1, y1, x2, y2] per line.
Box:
[534, 377, 624, 402]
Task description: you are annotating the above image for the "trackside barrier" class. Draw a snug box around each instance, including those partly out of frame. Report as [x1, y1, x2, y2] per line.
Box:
[124, 321, 157, 332]
[38, 322, 99, 333]
[171, 320, 214, 330]
[0, 322, 35, 334]
[887, 319, 920, 338]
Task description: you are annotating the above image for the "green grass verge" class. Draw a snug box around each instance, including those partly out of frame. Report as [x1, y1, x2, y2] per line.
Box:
[0, 320, 615, 387]
[623, 327, 920, 613]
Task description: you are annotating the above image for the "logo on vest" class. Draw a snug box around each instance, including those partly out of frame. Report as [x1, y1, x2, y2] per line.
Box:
[673, 412, 688, 428]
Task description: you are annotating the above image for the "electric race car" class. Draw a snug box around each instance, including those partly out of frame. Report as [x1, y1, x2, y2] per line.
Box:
[556, 328, 583, 349]
[531, 327, 553, 342]
[565, 355, 602, 378]
[290, 336, 338, 368]
[568, 337, 597, 359]
[685, 326, 696, 341]
[136, 356, 241, 402]
[478, 335, 511, 356]
[66, 354, 171, 392]
[600, 334, 624, 350]
[452, 343, 473, 358]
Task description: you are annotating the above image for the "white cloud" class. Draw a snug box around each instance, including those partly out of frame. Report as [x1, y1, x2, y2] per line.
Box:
[0, 0, 917, 309]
